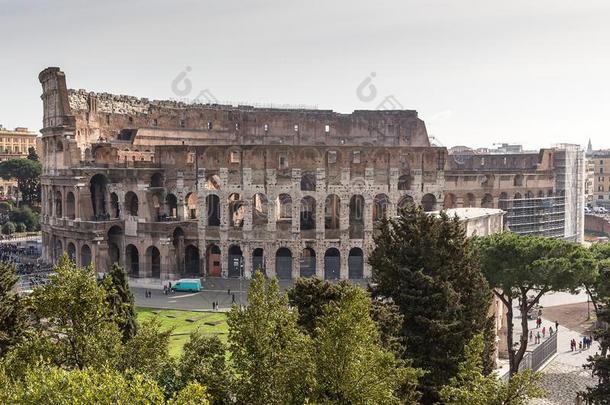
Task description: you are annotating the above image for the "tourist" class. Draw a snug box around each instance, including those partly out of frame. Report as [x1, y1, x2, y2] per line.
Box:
[549, 326, 553, 336]
[536, 331, 541, 344]
[529, 330, 533, 342]
[542, 326, 546, 338]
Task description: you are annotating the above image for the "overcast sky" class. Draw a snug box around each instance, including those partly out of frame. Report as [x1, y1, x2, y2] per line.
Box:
[1, 0, 609, 150]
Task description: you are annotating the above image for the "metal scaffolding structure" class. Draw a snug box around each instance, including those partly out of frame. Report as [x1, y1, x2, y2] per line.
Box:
[501, 195, 566, 238]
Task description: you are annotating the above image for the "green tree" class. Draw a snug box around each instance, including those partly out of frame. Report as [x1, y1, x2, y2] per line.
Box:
[474, 232, 596, 376]
[313, 286, 422, 404]
[169, 382, 212, 405]
[118, 318, 171, 378]
[102, 263, 138, 342]
[0, 262, 28, 358]
[9, 205, 40, 232]
[0, 158, 41, 206]
[440, 334, 544, 405]
[177, 332, 233, 404]
[369, 205, 491, 402]
[27, 146, 39, 162]
[1, 221, 15, 235]
[15, 255, 123, 371]
[228, 271, 315, 404]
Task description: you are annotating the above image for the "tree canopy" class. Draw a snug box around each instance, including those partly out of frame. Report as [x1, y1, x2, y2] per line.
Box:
[0, 158, 41, 206]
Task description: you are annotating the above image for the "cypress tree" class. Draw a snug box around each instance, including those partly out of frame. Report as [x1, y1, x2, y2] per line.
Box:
[0, 262, 28, 357]
[102, 263, 138, 342]
[369, 205, 491, 403]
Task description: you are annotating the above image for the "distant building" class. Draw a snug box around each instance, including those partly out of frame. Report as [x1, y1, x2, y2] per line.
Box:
[0, 125, 39, 198]
[587, 148, 610, 209]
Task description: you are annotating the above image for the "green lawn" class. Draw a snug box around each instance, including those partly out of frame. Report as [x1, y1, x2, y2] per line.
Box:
[137, 308, 228, 357]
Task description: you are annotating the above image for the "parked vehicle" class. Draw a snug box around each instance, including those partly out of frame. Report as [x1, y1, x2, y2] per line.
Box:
[585, 206, 592, 214]
[171, 278, 202, 292]
[593, 206, 608, 214]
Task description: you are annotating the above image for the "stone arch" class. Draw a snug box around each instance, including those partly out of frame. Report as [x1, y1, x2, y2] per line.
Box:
[421, 193, 437, 212]
[81, 244, 92, 267]
[67, 242, 76, 263]
[110, 192, 120, 219]
[300, 247, 316, 278]
[125, 191, 139, 216]
[206, 244, 221, 277]
[146, 246, 161, 278]
[498, 192, 509, 210]
[107, 226, 123, 266]
[54, 190, 63, 217]
[276, 194, 292, 236]
[252, 248, 265, 276]
[228, 245, 243, 278]
[537, 190, 545, 198]
[275, 247, 293, 280]
[185, 245, 200, 276]
[324, 248, 341, 280]
[397, 195, 415, 212]
[229, 193, 244, 228]
[348, 247, 364, 279]
[252, 193, 269, 226]
[443, 193, 457, 209]
[349, 195, 364, 239]
[373, 194, 390, 225]
[514, 192, 522, 200]
[464, 193, 476, 208]
[398, 174, 411, 191]
[514, 174, 524, 187]
[66, 191, 75, 219]
[150, 172, 163, 188]
[185, 192, 198, 219]
[90, 174, 109, 219]
[125, 244, 139, 277]
[300, 196, 316, 233]
[481, 193, 494, 208]
[165, 193, 178, 218]
[525, 190, 534, 199]
[56, 140, 64, 152]
[300, 171, 316, 191]
[324, 194, 340, 237]
[206, 194, 220, 226]
[54, 238, 63, 262]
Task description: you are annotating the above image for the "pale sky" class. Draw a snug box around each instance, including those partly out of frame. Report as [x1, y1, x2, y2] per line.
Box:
[1, 0, 610, 150]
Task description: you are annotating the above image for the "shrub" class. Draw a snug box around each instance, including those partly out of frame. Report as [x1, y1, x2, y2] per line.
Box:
[2, 222, 16, 235]
[15, 223, 27, 233]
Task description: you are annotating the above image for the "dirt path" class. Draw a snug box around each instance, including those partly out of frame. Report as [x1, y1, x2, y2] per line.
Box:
[542, 302, 596, 334]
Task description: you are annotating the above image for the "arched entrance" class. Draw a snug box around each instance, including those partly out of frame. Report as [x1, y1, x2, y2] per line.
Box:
[348, 248, 364, 279]
[146, 246, 161, 278]
[324, 248, 341, 280]
[125, 244, 139, 277]
[67, 242, 76, 263]
[421, 193, 437, 212]
[81, 244, 92, 267]
[300, 247, 316, 278]
[275, 247, 292, 280]
[207, 195, 220, 226]
[185, 245, 200, 276]
[107, 226, 123, 266]
[349, 195, 364, 239]
[90, 174, 108, 219]
[252, 248, 265, 276]
[206, 244, 221, 277]
[228, 245, 243, 278]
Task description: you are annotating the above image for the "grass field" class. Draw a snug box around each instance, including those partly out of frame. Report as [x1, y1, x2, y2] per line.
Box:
[137, 308, 229, 357]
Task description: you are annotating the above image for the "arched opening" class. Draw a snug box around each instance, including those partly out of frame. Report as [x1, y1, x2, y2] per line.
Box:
[125, 244, 139, 277]
[107, 226, 122, 266]
[150, 172, 163, 188]
[229, 193, 244, 228]
[300, 171, 316, 191]
[185, 245, 200, 276]
[110, 193, 120, 219]
[81, 244, 92, 267]
[300, 196, 316, 235]
[228, 245, 243, 278]
[397, 195, 415, 213]
[165, 194, 178, 219]
[205, 174, 221, 190]
[252, 248, 265, 276]
[186, 193, 198, 219]
[206, 244, 221, 277]
[525, 191, 534, 199]
[421, 193, 437, 212]
[325, 194, 340, 238]
[67, 242, 76, 263]
[514, 192, 522, 200]
[55, 190, 62, 218]
[498, 192, 509, 210]
[373, 194, 390, 225]
[537, 190, 545, 198]
[514, 174, 524, 187]
[349, 195, 364, 239]
[348, 247, 364, 279]
[66, 192, 75, 219]
[146, 246, 161, 278]
[206, 195, 221, 226]
[276, 194, 292, 236]
[300, 247, 316, 278]
[275, 247, 292, 280]
[54, 239, 63, 262]
[443, 193, 456, 209]
[90, 174, 108, 220]
[464, 193, 476, 208]
[398, 174, 411, 191]
[252, 193, 269, 226]
[324, 248, 341, 280]
[125, 191, 139, 216]
[172, 227, 185, 274]
[547, 190, 554, 197]
[481, 193, 494, 208]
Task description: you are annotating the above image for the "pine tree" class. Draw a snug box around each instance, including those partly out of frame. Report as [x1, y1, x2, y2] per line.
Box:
[102, 263, 138, 342]
[0, 262, 28, 358]
[369, 205, 491, 403]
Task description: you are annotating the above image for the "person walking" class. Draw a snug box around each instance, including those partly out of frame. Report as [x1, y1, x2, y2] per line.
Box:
[555, 320, 559, 330]
[549, 326, 553, 336]
[542, 326, 546, 338]
[529, 330, 533, 343]
[536, 331, 541, 344]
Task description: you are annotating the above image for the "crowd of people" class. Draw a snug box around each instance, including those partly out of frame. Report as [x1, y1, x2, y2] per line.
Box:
[0, 241, 52, 289]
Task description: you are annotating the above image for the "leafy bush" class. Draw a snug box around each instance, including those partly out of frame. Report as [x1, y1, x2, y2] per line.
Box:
[9, 205, 39, 231]
[15, 222, 26, 233]
[1, 222, 16, 235]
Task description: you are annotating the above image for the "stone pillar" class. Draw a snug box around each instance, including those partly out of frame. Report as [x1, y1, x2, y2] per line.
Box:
[316, 244, 324, 279]
[243, 244, 252, 279]
[340, 247, 349, 279]
[291, 248, 299, 279]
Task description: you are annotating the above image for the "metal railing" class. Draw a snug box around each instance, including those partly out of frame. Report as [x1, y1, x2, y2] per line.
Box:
[518, 331, 558, 372]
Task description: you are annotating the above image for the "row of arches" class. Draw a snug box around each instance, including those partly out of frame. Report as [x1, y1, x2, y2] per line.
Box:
[53, 240, 92, 268]
[442, 190, 555, 209]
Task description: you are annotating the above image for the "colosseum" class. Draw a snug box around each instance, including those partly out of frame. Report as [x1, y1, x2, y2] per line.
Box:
[39, 67, 584, 281]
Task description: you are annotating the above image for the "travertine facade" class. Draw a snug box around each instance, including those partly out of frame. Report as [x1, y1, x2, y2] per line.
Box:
[39, 67, 584, 281]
